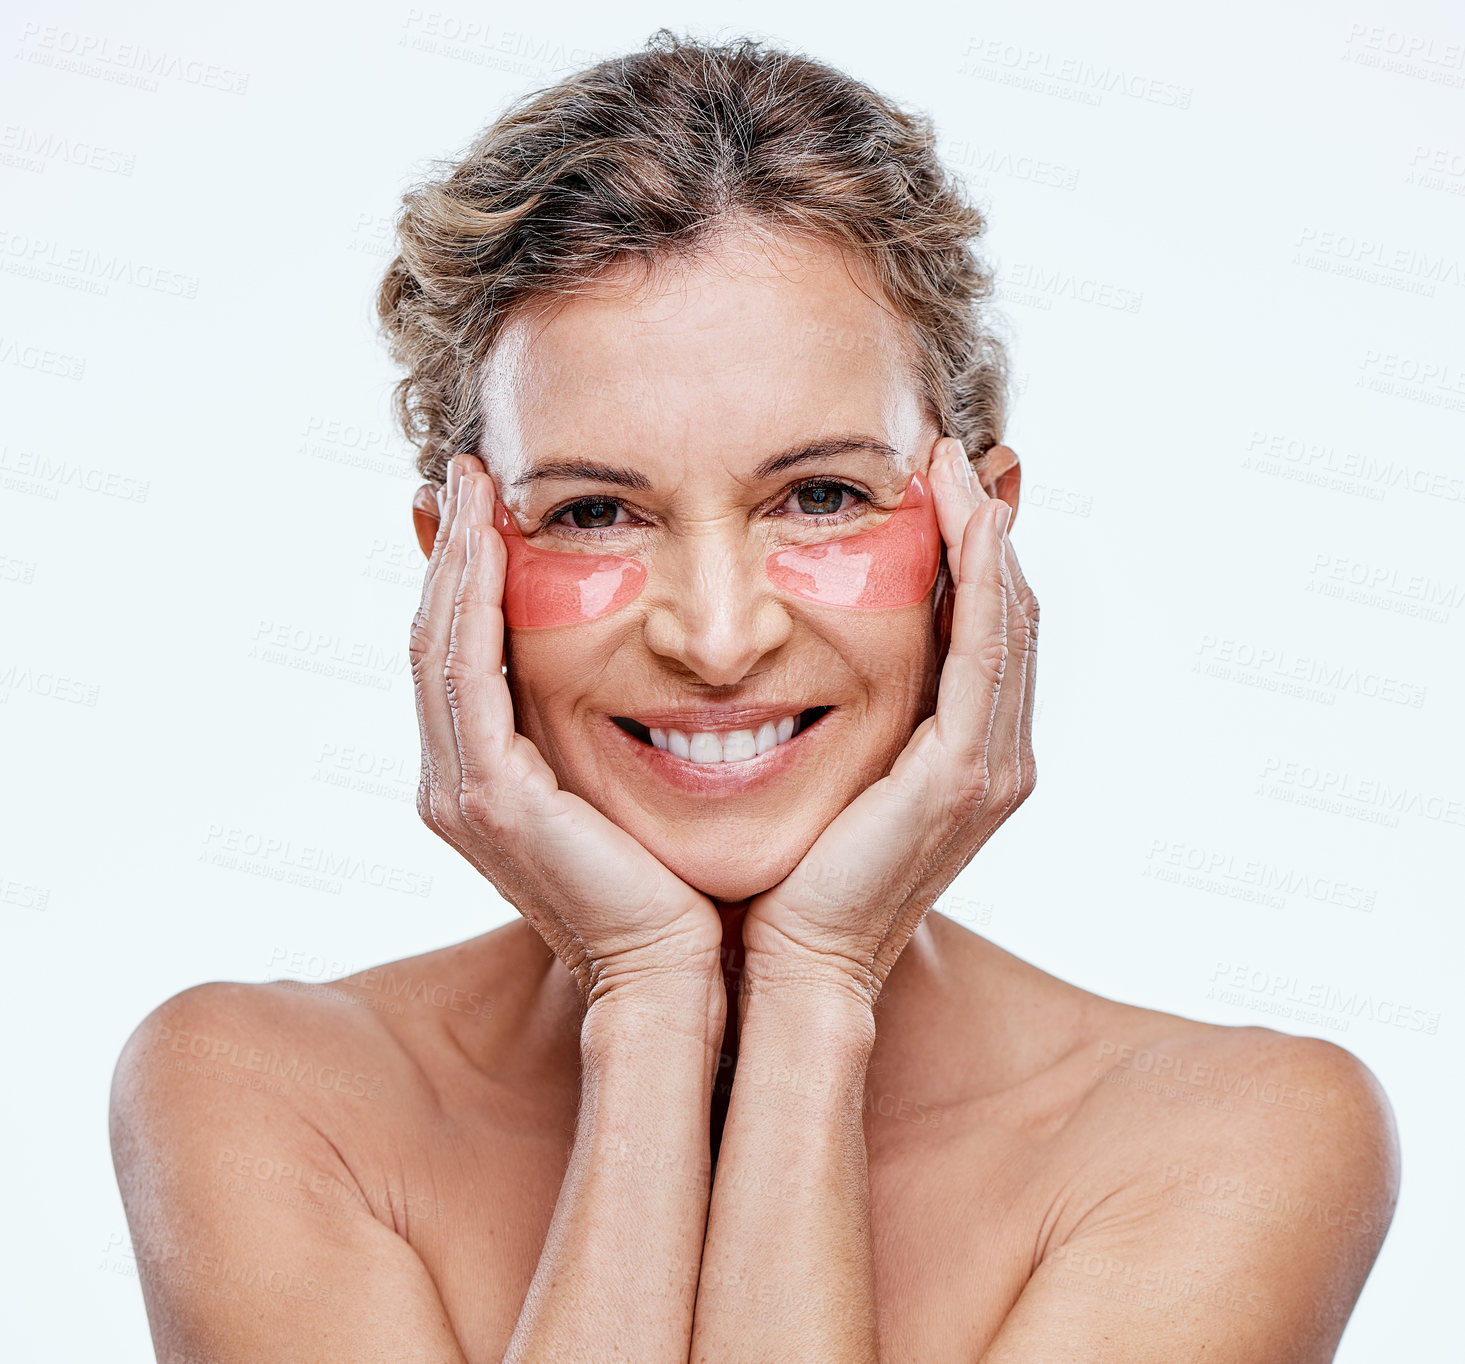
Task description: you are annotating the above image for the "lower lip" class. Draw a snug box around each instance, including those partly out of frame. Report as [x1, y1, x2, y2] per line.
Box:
[606, 712, 831, 795]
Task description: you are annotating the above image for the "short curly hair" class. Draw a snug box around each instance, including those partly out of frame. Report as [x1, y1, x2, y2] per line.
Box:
[376, 29, 1009, 485]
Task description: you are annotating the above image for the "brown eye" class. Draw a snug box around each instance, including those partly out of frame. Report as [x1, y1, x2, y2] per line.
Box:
[567, 499, 619, 529]
[796, 483, 847, 515]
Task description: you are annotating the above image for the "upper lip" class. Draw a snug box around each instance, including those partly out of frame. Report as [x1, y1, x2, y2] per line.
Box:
[613, 704, 821, 731]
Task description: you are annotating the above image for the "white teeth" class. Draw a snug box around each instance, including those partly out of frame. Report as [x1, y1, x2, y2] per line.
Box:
[722, 729, 757, 762]
[639, 712, 816, 765]
[688, 732, 722, 764]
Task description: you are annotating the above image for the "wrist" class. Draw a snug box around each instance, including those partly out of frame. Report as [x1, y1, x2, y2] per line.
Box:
[571, 905, 724, 1002]
[582, 965, 727, 1057]
[739, 950, 878, 1051]
[741, 943, 880, 1015]
[733, 971, 876, 1126]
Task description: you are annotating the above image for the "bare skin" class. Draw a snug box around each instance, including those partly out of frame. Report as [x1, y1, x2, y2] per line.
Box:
[111, 226, 1399, 1363]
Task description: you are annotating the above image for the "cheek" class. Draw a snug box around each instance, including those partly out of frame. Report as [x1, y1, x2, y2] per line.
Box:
[765, 472, 940, 609]
[495, 472, 941, 629]
[495, 502, 646, 629]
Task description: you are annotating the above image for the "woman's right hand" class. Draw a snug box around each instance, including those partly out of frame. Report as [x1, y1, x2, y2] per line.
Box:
[409, 454, 724, 1006]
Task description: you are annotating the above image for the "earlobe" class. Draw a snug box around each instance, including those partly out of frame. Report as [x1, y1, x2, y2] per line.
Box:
[411, 483, 442, 559]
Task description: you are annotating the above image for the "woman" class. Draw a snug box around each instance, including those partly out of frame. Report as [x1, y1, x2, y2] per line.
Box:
[110, 31, 1398, 1362]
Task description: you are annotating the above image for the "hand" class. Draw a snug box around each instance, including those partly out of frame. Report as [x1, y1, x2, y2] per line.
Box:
[410, 455, 724, 1006]
[740, 437, 1039, 1008]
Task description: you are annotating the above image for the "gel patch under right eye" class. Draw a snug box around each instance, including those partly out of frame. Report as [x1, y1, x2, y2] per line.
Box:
[764, 472, 941, 610]
[492, 500, 648, 629]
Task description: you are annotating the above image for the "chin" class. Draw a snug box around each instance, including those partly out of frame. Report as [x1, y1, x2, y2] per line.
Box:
[589, 789, 826, 904]
[656, 838, 812, 905]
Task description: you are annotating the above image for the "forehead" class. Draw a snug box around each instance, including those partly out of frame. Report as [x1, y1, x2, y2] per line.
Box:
[479, 227, 929, 481]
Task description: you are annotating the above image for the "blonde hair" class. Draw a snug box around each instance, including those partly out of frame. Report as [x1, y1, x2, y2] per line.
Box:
[377, 29, 1009, 483]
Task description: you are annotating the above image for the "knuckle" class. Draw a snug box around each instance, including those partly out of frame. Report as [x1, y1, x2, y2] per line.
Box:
[952, 762, 992, 812]
[975, 635, 1008, 686]
[416, 781, 438, 830]
[456, 784, 497, 833]
[990, 767, 1022, 814]
[407, 611, 438, 669]
[425, 780, 461, 834]
[982, 558, 1007, 598]
[442, 648, 475, 694]
[438, 531, 464, 566]
[452, 571, 481, 612]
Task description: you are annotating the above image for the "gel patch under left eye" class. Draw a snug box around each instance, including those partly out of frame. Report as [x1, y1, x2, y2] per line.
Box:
[492, 500, 648, 629]
[765, 472, 941, 610]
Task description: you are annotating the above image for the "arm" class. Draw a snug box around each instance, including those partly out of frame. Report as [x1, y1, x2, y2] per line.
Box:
[691, 438, 1036, 1361]
[689, 974, 879, 1361]
[505, 972, 725, 1361]
[415, 455, 730, 1359]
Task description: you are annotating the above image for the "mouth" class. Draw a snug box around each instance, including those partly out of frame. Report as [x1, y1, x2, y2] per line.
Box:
[611, 706, 834, 765]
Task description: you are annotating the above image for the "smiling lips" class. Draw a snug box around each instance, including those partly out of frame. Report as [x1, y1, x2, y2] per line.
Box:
[613, 707, 831, 765]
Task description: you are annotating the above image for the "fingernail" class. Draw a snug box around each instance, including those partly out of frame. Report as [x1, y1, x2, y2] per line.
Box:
[465, 526, 479, 564]
[446, 458, 461, 502]
[451, 473, 476, 533]
[995, 502, 1011, 537]
[954, 452, 974, 491]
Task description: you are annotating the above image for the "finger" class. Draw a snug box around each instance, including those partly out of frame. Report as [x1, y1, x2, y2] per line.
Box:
[980, 535, 1031, 819]
[410, 457, 472, 810]
[1000, 534, 1040, 804]
[932, 498, 1010, 774]
[930, 438, 991, 589]
[445, 471, 519, 790]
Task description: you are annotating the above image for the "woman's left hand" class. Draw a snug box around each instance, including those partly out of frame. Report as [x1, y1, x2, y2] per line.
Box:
[740, 437, 1039, 1009]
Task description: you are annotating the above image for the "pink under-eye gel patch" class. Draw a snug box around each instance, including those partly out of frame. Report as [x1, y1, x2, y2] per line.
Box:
[491, 470, 941, 628]
[765, 472, 941, 609]
[493, 499, 648, 629]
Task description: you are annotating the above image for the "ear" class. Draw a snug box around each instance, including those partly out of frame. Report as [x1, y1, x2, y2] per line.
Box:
[411, 483, 442, 559]
[972, 444, 1022, 528]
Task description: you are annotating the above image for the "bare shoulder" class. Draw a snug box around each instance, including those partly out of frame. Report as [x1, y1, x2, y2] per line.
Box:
[934, 923, 1399, 1223]
[111, 975, 409, 1131]
[1072, 1008, 1400, 1225]
[992, 1000, 1400, 1360]
[109, 976, 472, 1361]
[928, 926, 1401, 1360]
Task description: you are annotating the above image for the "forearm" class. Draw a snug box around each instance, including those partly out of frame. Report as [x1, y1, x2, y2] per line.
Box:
[504, 973, 725, 1363]
[691, 967, 880, 1362]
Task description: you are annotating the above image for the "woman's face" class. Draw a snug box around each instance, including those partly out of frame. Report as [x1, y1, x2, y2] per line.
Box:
[480, 225, 947, 903]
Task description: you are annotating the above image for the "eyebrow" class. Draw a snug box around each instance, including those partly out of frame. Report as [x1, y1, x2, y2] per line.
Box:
[510, 437, 900, 490]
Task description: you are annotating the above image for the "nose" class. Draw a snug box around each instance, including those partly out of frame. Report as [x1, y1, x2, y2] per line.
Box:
[640, 529, 792, 686]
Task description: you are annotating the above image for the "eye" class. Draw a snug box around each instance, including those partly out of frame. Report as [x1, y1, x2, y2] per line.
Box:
[782, 480, 870, 524]
[548, 497, 632, 532]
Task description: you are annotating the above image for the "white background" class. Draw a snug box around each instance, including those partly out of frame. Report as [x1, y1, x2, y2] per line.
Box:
[2, 0, 1461, 1357]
